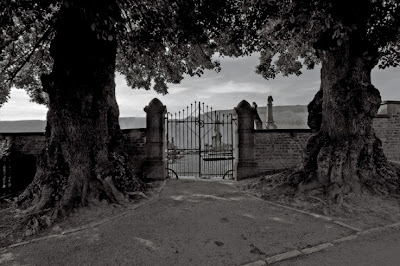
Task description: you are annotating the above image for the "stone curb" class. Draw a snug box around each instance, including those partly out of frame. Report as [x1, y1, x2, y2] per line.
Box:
[385, 221, 400, 228]
[266, 250, 303, 264]
[331, 234, 358, 243]
[242, 260, 267, 266]
[301, 242, 333, 254]
[356, 227, 387, 236]
[355, 222, 400, 236]
[241, 221, 400, 265]
[1, 180, 168, 252]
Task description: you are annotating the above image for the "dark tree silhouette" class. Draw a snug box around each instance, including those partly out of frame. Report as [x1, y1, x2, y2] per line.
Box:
[245, 0, 400, 201]
[0, 0, 237, 225]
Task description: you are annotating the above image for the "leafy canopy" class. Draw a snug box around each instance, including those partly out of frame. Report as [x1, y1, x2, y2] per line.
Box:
[0, 0, 240, 106]
[245, 0, 400, 79]
[3, 0, 398, 107]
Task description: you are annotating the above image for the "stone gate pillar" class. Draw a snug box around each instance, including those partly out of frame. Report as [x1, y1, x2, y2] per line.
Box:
[144, 98, 166, 180]
[235, 100, 257, 180]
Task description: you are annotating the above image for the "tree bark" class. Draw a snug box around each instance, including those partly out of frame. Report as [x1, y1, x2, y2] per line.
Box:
[17, 3, 143, 218]
[298, 38, 399, 202]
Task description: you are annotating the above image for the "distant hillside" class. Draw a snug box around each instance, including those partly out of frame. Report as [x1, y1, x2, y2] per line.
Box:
[118, 117, 146, 130]
[0, 104, 310, 133]
[0, 117, 146, 133]
[257, 105, 309, 129]
[215, 105, 309, 129]
[209, 103, 389, 129]
[0, 120, 47, 133]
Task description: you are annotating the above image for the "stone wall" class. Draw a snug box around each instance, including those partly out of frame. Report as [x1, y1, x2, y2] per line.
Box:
[373, 118, 400, 162]
[1, 133, 46, 156]
[0, 98, 167, 195]
[122, 128, 147, 176]
[4, 99, 400, 187]
[0, 129, 148, 195]
[235, 100, 400, 179]
[249, 101, 400, 176]
[1, 129, 147, 162]
[254, 129, 312, 173]
[0, 133, 46, 194]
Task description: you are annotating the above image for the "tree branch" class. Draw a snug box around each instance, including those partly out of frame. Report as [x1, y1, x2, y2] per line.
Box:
[5, 26, 54, 84]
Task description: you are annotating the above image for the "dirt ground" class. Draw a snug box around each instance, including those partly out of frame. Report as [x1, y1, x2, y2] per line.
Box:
[1, 173, 400, 251]
[0, 181, 164, 249]
[2, 177, 400, 265]
[238, 173, 400, 230]
[1, 178, 353, 266]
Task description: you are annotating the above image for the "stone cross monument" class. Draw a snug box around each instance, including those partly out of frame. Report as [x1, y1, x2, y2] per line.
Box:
[266, 95, 277, 129]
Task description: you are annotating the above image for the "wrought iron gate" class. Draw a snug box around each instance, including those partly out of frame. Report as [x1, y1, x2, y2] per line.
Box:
[166, 102, 236, 179]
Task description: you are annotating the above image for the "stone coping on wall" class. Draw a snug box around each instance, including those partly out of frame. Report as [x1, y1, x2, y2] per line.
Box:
[375, 114, 391, 118]
[121, 128, 146, 133]
[381, 101, 400, 105]
[0, 129, 146, 136]
[0, 132, 45, 136]
[254, 129, 312, 133]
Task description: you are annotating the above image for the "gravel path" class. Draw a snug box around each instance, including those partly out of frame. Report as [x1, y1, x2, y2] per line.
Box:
[1, 179, 352, 266]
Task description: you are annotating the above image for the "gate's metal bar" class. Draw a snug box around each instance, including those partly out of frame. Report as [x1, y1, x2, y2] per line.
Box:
[181, 109, 185, 176]
[230, 114, 235, 179]
[166, 112, 169, 178]
[212, 110, 215, 177]
[198, 101, 201, 178]
[191, 104, 193, 151]
[178, 111, 181, 176]
[186, 106, 189, 176]
[218, 114, 226, 176]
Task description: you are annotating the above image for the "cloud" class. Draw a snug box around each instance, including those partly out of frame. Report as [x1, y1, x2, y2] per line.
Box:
[0, 89, 47, 121]
[195, 94, 211, 99]
[372, 67, 400, 101]
[1, 54, 400, 121]
[202, 80, 266, 94]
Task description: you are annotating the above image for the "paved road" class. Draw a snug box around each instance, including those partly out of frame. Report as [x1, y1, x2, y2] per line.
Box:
[0, 179, 356, 265]
[278, 228, 400, 266]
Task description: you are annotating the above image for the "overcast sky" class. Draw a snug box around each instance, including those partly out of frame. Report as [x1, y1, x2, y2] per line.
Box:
[1, 53, 399, 121]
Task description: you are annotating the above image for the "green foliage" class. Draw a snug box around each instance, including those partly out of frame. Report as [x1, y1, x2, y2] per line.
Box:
[115, 0, 241, 94]
[4, 0, 398, 107]
[0, 0, 58, 106]
[247, 0, 400, 79]
[0, 0, 240, 106]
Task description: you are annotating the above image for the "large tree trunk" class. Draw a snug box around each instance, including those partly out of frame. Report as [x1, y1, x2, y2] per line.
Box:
[297, 38, 399, 202]
[17, 3, 143, 219]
